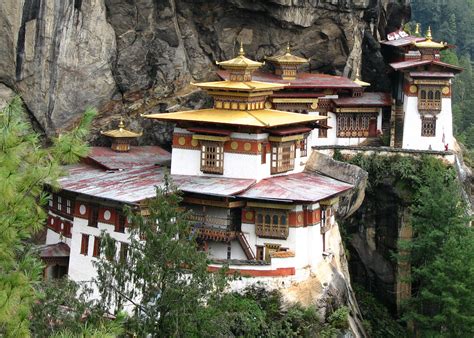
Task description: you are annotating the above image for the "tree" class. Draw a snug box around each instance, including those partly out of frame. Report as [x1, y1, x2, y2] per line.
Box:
[94, 177, 228, 337]
[400, 157, 474, 335]
[0, 98, 96, 336]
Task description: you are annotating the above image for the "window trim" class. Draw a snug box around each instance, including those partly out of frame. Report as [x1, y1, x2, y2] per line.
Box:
[93, 236, 101, 258]
[200, 141, 224, 174]
[80, 234, 89, 255]
[421, 115, 437, 137]
[270, 141, 296, 174]
[418, 86, 442, 111]
[255, 209, 289, 239]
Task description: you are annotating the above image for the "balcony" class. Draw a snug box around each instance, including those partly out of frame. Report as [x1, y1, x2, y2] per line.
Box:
[418, 100, 441, 111]
[187, 213, 239, 242]
[255, 225, 289, 239]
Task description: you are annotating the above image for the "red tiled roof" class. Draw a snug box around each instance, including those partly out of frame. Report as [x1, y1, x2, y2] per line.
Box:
[333, 92, 392, 107]
[217, 70, 361, 89]
[238, 171, 352, 203]
[270, 126, 312, 136]
[87, 146, 171, 170]
[389, 60, 463, 72]
[38, 242, 70, 258]
[409, 71, 455, 78]
[58, 163, 255, 203]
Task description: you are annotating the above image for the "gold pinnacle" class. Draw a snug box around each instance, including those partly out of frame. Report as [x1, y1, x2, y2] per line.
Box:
[286, 42, 291, 54]
[118, 117, 125, 130]
[415, 23, 420, 35]
[426, 26, 432, 40]
[238, 40, 244, 56]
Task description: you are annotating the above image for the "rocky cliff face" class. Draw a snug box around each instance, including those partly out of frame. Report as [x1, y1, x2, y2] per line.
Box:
[1, 0, 410, 141]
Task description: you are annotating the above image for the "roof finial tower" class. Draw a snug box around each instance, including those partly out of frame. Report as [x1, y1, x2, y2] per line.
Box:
[415, 23, 420, 35]
[265, 43, 309, 80]
[101, 117, 142, 152]
[426, 26, 433, 40]
[215, 40, 263, 82]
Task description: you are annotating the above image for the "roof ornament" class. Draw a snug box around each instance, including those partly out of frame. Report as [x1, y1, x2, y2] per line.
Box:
[426, 26, 433, 40]
[353, 68, 370, 87]
[101, 117, 142, 152]
[415, 23, 421, 36]
[286, 42, 291, 54]
[238, 40, 245, 56]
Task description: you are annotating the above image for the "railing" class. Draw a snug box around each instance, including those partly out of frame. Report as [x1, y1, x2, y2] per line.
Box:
[418, 100, 441, 111]
[195, 227, 236, 242]
[187, 213, 233, 228]
[255, 225, 289, 239]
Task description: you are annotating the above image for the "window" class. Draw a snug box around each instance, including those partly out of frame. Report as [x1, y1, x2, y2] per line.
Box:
[93, 237, 101, 258]
[256, 246, 264, 261]
[418, 87, 442, 111]
[89, 205, 99, 227]
[255, 209, 289, 239]
[336, 113, 377, 137]
[57, 196, 62, 211]
[300, 135, 308, 157]
[119, 242, 129, 262]
[261, 143, 267, 164]
[63, 221, 72, 238]
[319, 112, 328, 138]
[270, 142, 296, 174]
[115, 213, 126, 233]
[421, 116, 436, 137]
[80, 234, 89, 255]
[200, 141, 224, 174]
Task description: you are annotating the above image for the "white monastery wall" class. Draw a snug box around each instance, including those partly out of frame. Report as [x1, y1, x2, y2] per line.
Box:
[402, 96, 453, 151]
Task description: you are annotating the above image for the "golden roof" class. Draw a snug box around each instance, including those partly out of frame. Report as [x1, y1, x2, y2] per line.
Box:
[101, 118, 142, 138]
[216, 42, 263, 71]
[144, 109, 326, 128]
[353, 69, 370, 87]
[193, 80, 286, 92]
[266, 43, 310, 65]
[413, 26, 447, 49]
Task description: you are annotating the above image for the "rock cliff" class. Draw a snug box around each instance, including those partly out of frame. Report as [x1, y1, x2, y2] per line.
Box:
[1, 0, 410, 141]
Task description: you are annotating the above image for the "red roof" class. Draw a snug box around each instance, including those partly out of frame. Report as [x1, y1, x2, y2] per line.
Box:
[380, 36, 426, 47]
[217, 70, 361, 89]
[238, 171, 352, 203]
[59, 163, 255, 203]
[87, 146, 171, 170]
[38, 242, 70, 258]
[270, 126, 312, 136]
[409, 71, 455, 78]
[333, 92, 392, 107]
[389, 60, 463, 72]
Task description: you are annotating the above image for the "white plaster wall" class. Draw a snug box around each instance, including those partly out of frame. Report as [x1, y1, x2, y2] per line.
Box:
[402, 96, 453, 151]
[68, 217, 130, 284]
[45, 228, 72, 247]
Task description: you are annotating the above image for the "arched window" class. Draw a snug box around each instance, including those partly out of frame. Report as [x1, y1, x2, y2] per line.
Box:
[280, 215, 287, 225]
[265, 215, 271, 225]
[257, 214, 263, 224]
[421, 90, 426, 99]
[272, 215, 279, 225]
[428, 91, 434, 100]
[435, 91, 441, 100]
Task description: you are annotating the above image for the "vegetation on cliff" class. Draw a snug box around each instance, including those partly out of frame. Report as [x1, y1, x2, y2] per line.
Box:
[0, 99, 96, 336]
[339, 152, 474, 336]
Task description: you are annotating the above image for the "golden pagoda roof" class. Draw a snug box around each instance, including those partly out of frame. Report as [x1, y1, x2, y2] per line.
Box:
[353, 69, 370, 87]
[101, 118, 142, 138]
[216, 42, 263, 71]
[193, 80, 286, 92]
[265, 43, 310, 65]
[413, 26, 447, 49]
[144, 109, 326, 128]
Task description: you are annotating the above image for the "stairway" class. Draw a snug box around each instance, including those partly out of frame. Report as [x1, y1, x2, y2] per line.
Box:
[236, 232, 255, 260]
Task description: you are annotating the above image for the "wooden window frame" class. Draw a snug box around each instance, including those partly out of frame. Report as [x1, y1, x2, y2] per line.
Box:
[93, 236, 101, 258]
[88, 205, 99, 227]
[200, 141, 224, 174]
[319, 112, 328, 138]
[421, 115, 437, 137]
[80, 234, 89, 255]
[264, 243, 281, 262]
[418, 86, 442, 111]
[261, 143, 267, 164]
[336, 113, 377, 138]
[115, 213, 126, 233]
[300, 134, 309, 157]
[119, 242, 129, 262]
[270, 141, 296, 174]
[256, 246, 264, 261]
[255, 209, 289, 239]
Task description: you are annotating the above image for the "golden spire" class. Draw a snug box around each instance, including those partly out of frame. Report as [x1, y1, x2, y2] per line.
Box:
[101, 118, 142, 152]
[238, 40, 245, 56]
[426, 26, 432, 40]
[286, 42, 291, 54]
[415, 23, 420, 35]
[118, 117, 125, 130]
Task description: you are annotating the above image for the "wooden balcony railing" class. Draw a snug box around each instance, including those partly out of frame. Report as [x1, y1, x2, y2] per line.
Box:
[187, 213, 233, 228]
[418, 100, 441, 111]
[194, 227, 237, 242]
[255, 225, 289, 239]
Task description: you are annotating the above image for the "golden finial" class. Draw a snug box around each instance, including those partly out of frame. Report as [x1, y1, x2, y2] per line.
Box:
[238, 40, 245, 56]
[286, 42, 291, 54]
[118, 117, 125, 130]
[415, 23, 420, 35]
[426, 26, 432, 40]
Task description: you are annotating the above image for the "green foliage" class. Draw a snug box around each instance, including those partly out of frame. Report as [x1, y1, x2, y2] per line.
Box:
[0, 98, 96, 336]
[30, 278, 123, 337]
[94, 176, 229, 337]
[354, 284, 407, 338]
[345, 154, 474, 335]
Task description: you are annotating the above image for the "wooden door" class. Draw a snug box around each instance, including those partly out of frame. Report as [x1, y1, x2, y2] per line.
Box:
[369, 117, 377, 137]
